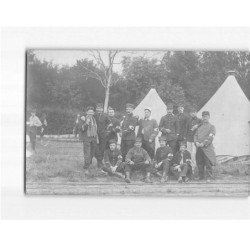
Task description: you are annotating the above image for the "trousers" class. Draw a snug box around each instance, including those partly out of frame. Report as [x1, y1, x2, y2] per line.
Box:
[170, 163, 191, 179]
[83, 140, 97, 166]
[121, 140, 135, 160]
[196, 147, 213, 179]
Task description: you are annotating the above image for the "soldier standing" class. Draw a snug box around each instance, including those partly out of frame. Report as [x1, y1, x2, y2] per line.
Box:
[194, 111, 216, 182]
[94, 103, 111, 168]
[176, 104, 189, 151]
[124, 137, 153, 183]
[27, 108, 42, 153]
[79, 106, 98, 169]
[120, 103, 138, 160]
[105, 106, 121, 148]
[186, 107, 202, 167]
[137, 107, 159, 159]
[159, 103, 180, 155]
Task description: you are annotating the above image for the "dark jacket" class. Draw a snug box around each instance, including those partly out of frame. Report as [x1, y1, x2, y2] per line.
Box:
[106, 116, 121, 142]
[125, 146, 151, 164]
[79, 117, 98, 142]
[176, 113, 189, 140]
[159, 113, 179, 141]
[94, 113, 111, 139]
[137, 118, 159, 142]
[186, 116, 202, 142]
[103, 148, 123, 166]
[172, 150, 191, 166]
[121, 114, 138, 141]
[154, 146, 173, 163]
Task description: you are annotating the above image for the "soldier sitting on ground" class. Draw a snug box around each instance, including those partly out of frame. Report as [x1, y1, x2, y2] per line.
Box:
[170, 142, 192, 183]
[102, 139, 127, 182]
[152, 136, 173, 183]
[124, 137, 153, 183]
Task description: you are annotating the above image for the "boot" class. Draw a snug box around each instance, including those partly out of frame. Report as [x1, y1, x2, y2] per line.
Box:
[178, 176, 183, 183]
[125, 172, 131, 183]
[161, 173, 168, 183]
[145, 173, 152, 183]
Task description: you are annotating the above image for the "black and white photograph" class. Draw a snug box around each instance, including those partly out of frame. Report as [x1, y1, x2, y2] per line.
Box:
[25, 49, 250, 196]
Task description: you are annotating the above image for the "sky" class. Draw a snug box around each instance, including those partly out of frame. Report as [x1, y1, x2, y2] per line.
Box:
[33, 49, 165, 72]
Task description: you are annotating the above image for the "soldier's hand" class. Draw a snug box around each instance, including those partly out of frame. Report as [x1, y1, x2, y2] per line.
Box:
[129, 161, 134, 165]
[149, 138, 152, 143]
[145, 160, 150, 164]
[165, 129, 171, 133]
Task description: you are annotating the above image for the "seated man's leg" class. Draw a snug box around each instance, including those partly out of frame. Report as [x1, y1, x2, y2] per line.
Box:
[124, 163, 132, 183]
[161, 159, 171, 183]
[180, 163, 191, 182]
[170, 165, 181, 181]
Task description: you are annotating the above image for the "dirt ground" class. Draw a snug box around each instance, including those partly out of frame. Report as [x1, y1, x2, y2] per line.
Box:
[25, 140, 250, 196]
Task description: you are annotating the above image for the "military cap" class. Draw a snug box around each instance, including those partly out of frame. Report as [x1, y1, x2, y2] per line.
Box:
[96, 103, 104, 109]
[86, 106, 95, 111]
[108, 106, 115, 111]
[135, 137, 142, 143]
[109, 139, 117, 145]
[144, 107, 152, 112]
[158, 135, 167, 141]
[126, 103, 135, 109]
[166, 103, 174, 109]
[202, 111, 210, 117]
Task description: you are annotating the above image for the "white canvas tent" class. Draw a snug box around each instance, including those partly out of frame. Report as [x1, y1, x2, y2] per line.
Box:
[133, 88, 167, 149]
[198, 75, 250, 156]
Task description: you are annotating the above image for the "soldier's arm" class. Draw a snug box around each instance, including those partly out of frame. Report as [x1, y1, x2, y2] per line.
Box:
[159, 117, 167, 134]
[143, 149, 151, 162]
[125, 149, 133, 163]
[175, 117, 180, 136]
[150, 119, 159, 141]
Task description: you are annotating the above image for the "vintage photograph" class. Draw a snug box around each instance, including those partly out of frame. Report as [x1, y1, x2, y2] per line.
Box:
[25, 49, 250, 196]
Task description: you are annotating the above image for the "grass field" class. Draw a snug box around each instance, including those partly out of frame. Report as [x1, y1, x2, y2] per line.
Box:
[25, 140, 250, 196]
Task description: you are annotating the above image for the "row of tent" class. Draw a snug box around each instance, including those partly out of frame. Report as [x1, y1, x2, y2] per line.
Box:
[133, 74, 250, 157]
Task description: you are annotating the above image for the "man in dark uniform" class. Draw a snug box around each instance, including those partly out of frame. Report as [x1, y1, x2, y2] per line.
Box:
[79, 106, 98, 169]
[120, 103, 138, 160]
[194, 111, 216, 182]
[124, 137, 153, 183]
[159, 103, 180, 155]
[105, 106, 121, 148]
[170, 142, 192, 183]
[176, 104, 189, 151]
[153, 136, 173, 183]
[102, 139, 127, 182]
[94, 103, 111, 168]
[137, 107, 159, 159]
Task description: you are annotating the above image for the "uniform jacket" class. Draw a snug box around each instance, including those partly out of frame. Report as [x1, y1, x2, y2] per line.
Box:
[103, 148, 123, 166]
[186, 116, 202, 142]
[79, 116, 98, 142]
[125, 146, 151, 164]
[120, 113, 138, 141]
[94, 112, 111, 139]
[106, 116, 121, 142]
[176, 112, 189, 140]
[137, 118, 159, 142]
[159, 113, 179, 141]
[172, 150, 191, 166]
[154, 146, 173, 163]
[194, 121, 216, 165]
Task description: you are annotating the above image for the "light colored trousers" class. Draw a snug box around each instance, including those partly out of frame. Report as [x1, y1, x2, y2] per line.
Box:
[187, 141, 197, 167]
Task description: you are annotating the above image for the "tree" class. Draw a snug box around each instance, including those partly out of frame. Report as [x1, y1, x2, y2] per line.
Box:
[79, 50, 121, 112]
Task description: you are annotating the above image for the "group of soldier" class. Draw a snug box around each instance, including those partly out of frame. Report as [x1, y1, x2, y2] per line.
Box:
[76, 102, 217, 184]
